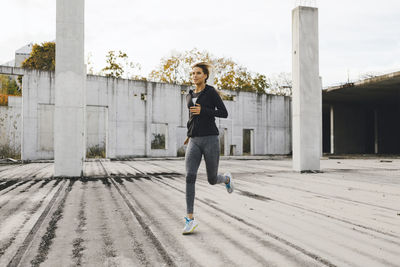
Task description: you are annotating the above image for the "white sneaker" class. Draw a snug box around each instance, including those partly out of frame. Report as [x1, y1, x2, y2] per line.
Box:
[182, 217, 198, 235]
[224, 172, 234, 193]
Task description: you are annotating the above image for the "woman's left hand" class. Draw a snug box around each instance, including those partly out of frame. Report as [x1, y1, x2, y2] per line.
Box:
[190, 103, 201, 115]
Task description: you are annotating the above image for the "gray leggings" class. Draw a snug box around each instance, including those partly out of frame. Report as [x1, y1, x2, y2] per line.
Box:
[185, 135, 227, 214]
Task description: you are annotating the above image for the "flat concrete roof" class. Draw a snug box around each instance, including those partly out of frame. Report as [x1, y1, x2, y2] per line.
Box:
[0, 158, 399, 266]
[323, 71, 400, 104]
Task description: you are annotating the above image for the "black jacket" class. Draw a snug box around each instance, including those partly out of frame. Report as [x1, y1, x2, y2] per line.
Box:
[186, 85, 228, 137]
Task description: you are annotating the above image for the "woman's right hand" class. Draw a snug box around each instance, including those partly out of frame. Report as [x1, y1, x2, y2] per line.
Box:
[184, 137, 190, 145]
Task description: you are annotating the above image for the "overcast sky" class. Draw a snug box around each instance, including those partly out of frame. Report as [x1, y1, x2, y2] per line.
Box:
[1, 0, 399, 86]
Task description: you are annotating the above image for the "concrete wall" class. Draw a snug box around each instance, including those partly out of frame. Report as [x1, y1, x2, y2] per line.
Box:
[218, 92, 291, 155]
[21, 70, 55, 160]
[1, 69, 292, 160]
[85, 76, 187, 158]
[0, 96, 22, 158]
[86, 105, 107, 153]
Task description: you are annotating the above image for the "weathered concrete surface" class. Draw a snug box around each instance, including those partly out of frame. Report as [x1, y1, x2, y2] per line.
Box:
[0, 158, 399, 266]
[292, 6, 321, 171]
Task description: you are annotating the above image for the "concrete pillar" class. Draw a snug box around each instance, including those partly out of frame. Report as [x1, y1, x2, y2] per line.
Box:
[250, 129, 254, 155]
[374, 109, 378, 154]
[224, 128, 228, 156]
[330, 105, 334, 154]
[319, 77, 323, 157]
[144, 82, 153, 157]
[292, 6, 321, 171]
[54, 0, 86, 177]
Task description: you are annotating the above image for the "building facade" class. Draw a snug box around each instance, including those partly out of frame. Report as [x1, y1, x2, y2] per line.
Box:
[0, 67, 292, 160]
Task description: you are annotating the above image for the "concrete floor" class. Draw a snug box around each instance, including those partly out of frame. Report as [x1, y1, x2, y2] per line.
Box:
[0, 158, 399, 266]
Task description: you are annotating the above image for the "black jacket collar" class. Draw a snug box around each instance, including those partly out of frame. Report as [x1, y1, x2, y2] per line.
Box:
[189, 85, 210, 98]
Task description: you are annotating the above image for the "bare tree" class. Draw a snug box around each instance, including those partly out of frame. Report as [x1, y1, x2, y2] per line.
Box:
[267, 72, 292, 96]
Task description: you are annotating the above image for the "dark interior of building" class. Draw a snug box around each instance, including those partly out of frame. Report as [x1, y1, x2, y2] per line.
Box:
[322, 71, 400, 154]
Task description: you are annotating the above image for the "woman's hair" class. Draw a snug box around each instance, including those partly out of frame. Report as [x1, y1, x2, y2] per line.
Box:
[192, 62, 213, 83]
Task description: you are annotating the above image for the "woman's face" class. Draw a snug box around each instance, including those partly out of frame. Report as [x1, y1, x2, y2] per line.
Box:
[191, 67, 207, 85]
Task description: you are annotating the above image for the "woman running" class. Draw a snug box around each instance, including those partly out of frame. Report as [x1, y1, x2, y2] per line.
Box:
[182, 62, 234, 235]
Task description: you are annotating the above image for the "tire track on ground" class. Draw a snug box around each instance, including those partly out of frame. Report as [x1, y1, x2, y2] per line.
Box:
[98, 160, 169, 266]
[163, 173, 400, 242]
[197, 173, 399, 236]
[0, 180, 49, 223]
[109, 178, 177, 267]
[7, 179, 68, 267]
[115, 178, 235, 266]
[0, 179, 62, 258]
[143, 161, 183, 174]
[190, 176, 400, 249]
[236, 188, 400, 242]
[153, 176, 337, 267]
[119, 161, 180, 177]
[29, 180, 74, 267]
[124, 177, 289, 267]
[263, 171, 400, 197]
[18, 180, 42, 193]
[149, 176, 326, 267]
[106, 180, 156, 266]
[0, 165, 24, 174]
[200, 176, 400, 262]
[0, 164, 53, 196]
[1, 163, 52, 181]
[0, 180, 26, 194]
[71, 180, 87, 266]
[91, 180, 119, 266]
[241, 174, 398, 211]
[0, 181, 33, 209]
[168, 175, 400, 266]
[0, 179, 54, 211]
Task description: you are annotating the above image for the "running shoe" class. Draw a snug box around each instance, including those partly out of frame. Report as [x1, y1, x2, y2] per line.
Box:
[182, 217, 198, 235]
[224, 172, 234, 193]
